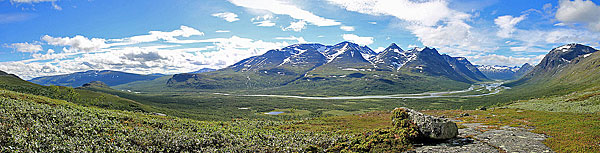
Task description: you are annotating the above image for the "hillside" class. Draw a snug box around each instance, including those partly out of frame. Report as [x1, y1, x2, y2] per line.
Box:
[30, 70, 164, 87]
[0, 70, 157, 113]
[504, 44, 600, 97]
[166, 42, 487, 96]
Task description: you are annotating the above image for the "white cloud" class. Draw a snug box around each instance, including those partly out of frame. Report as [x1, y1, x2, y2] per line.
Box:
[10, 0, 61, 10]
[470, 54, 545, 66]
[373, 47, 385, 53]
[42, 35, 108, 53]
[111, 25, 204, 45]
[369, 22, 377, 24]
[6, 42, 43, 53]
[283, 20, 307, 32]
[340, 25, 355, 31]
[342, 34, 374, 46]
[495, 15, 526, 38]
[275, 36, 307, 43]
[228, 0, 341, 26]
[212, 12, 240, 22]
[215, 30, 230, 33]
[328, 0, 491, 56]
[511, 28, 600, 52]
[10, 0, 56, 3]
[254, 20, 276, 27]
[556, 0, 600, 32]
[4, 35, 291, 79]
[328, 0, 469, 26]
[251, 14, 276, 27]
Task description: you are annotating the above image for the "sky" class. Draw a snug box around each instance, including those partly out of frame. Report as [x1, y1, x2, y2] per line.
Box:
[1, 0, 600, 79]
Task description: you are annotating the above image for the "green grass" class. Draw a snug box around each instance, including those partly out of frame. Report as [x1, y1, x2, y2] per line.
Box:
[505, 89, 600, 113]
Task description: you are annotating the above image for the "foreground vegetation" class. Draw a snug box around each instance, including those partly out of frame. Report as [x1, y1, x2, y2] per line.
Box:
[0, 88, 423, 152]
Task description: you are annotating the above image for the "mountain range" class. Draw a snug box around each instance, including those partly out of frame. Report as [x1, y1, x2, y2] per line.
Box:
[476, 63, 534, 80]
[166, 41, 488, 95]
[29, 70, 165, 87]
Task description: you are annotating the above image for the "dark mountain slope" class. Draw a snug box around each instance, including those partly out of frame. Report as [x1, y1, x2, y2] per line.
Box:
[442, 55, 489, 82]
[29, 70, 164, 87]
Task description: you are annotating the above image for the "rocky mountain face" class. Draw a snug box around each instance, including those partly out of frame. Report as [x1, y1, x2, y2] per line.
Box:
[527, 44, 597, 77]
[167, 42, 487, 94]
[506, 43, 599, 87]
[30, 70, 165, 87]
[442, 55, 489, 82]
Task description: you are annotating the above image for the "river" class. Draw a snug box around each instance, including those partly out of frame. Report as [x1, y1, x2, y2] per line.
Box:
[215, 82, 509, 100]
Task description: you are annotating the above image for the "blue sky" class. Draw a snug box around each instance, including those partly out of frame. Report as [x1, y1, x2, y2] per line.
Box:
[1, 0, 600, 79]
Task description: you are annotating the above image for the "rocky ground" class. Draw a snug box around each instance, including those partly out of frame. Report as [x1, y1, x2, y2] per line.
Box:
[410, 121, 554, 153]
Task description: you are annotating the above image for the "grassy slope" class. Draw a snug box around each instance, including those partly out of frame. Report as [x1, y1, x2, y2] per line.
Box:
[503, 51, 600, 100]
[0, 75, 156, 113]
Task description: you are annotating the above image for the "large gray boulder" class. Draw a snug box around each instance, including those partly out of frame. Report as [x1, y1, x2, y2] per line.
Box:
[398, 107, 458, 139]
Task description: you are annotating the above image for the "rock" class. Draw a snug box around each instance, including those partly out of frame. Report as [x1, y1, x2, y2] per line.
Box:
[396, 107, 458, 139]
[152, 112, 167, 116]
[478, 106, 487, 111]
[460, 113, 470, 117]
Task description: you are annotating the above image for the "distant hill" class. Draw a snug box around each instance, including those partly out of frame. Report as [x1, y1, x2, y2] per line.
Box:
[166, 42, 488, 95]
[0, 70, 21, 79]
[505, 43, 600, 96]
[29, 70, 164, 87]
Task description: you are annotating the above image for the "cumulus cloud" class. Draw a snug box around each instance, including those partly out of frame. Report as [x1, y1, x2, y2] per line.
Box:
[215, 30, 230, 33]
[251, 14, 276, 27]
[4, 35, 291, 79]
[556, 0, 600, 32]
[274, 36, 307, 43]
[42, 35, 108, 53]
[111, 25, 204, 45]
[470, 54, 545, 66]
[511, 28, 600, 52]
[211, 12, 239, 22]
[228, 0, 341, 27]
[10, 0, 61, 10]
[342, 34, 374, 46]
[495, 15, 526, 38]
[328, 0, 469, 26]
[5, 42, 43, 53]
[283, 20, 307, 32]
[328, 0, 492, 56]
[373, 47, 385, 53]
[340, 25, 355, 31]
